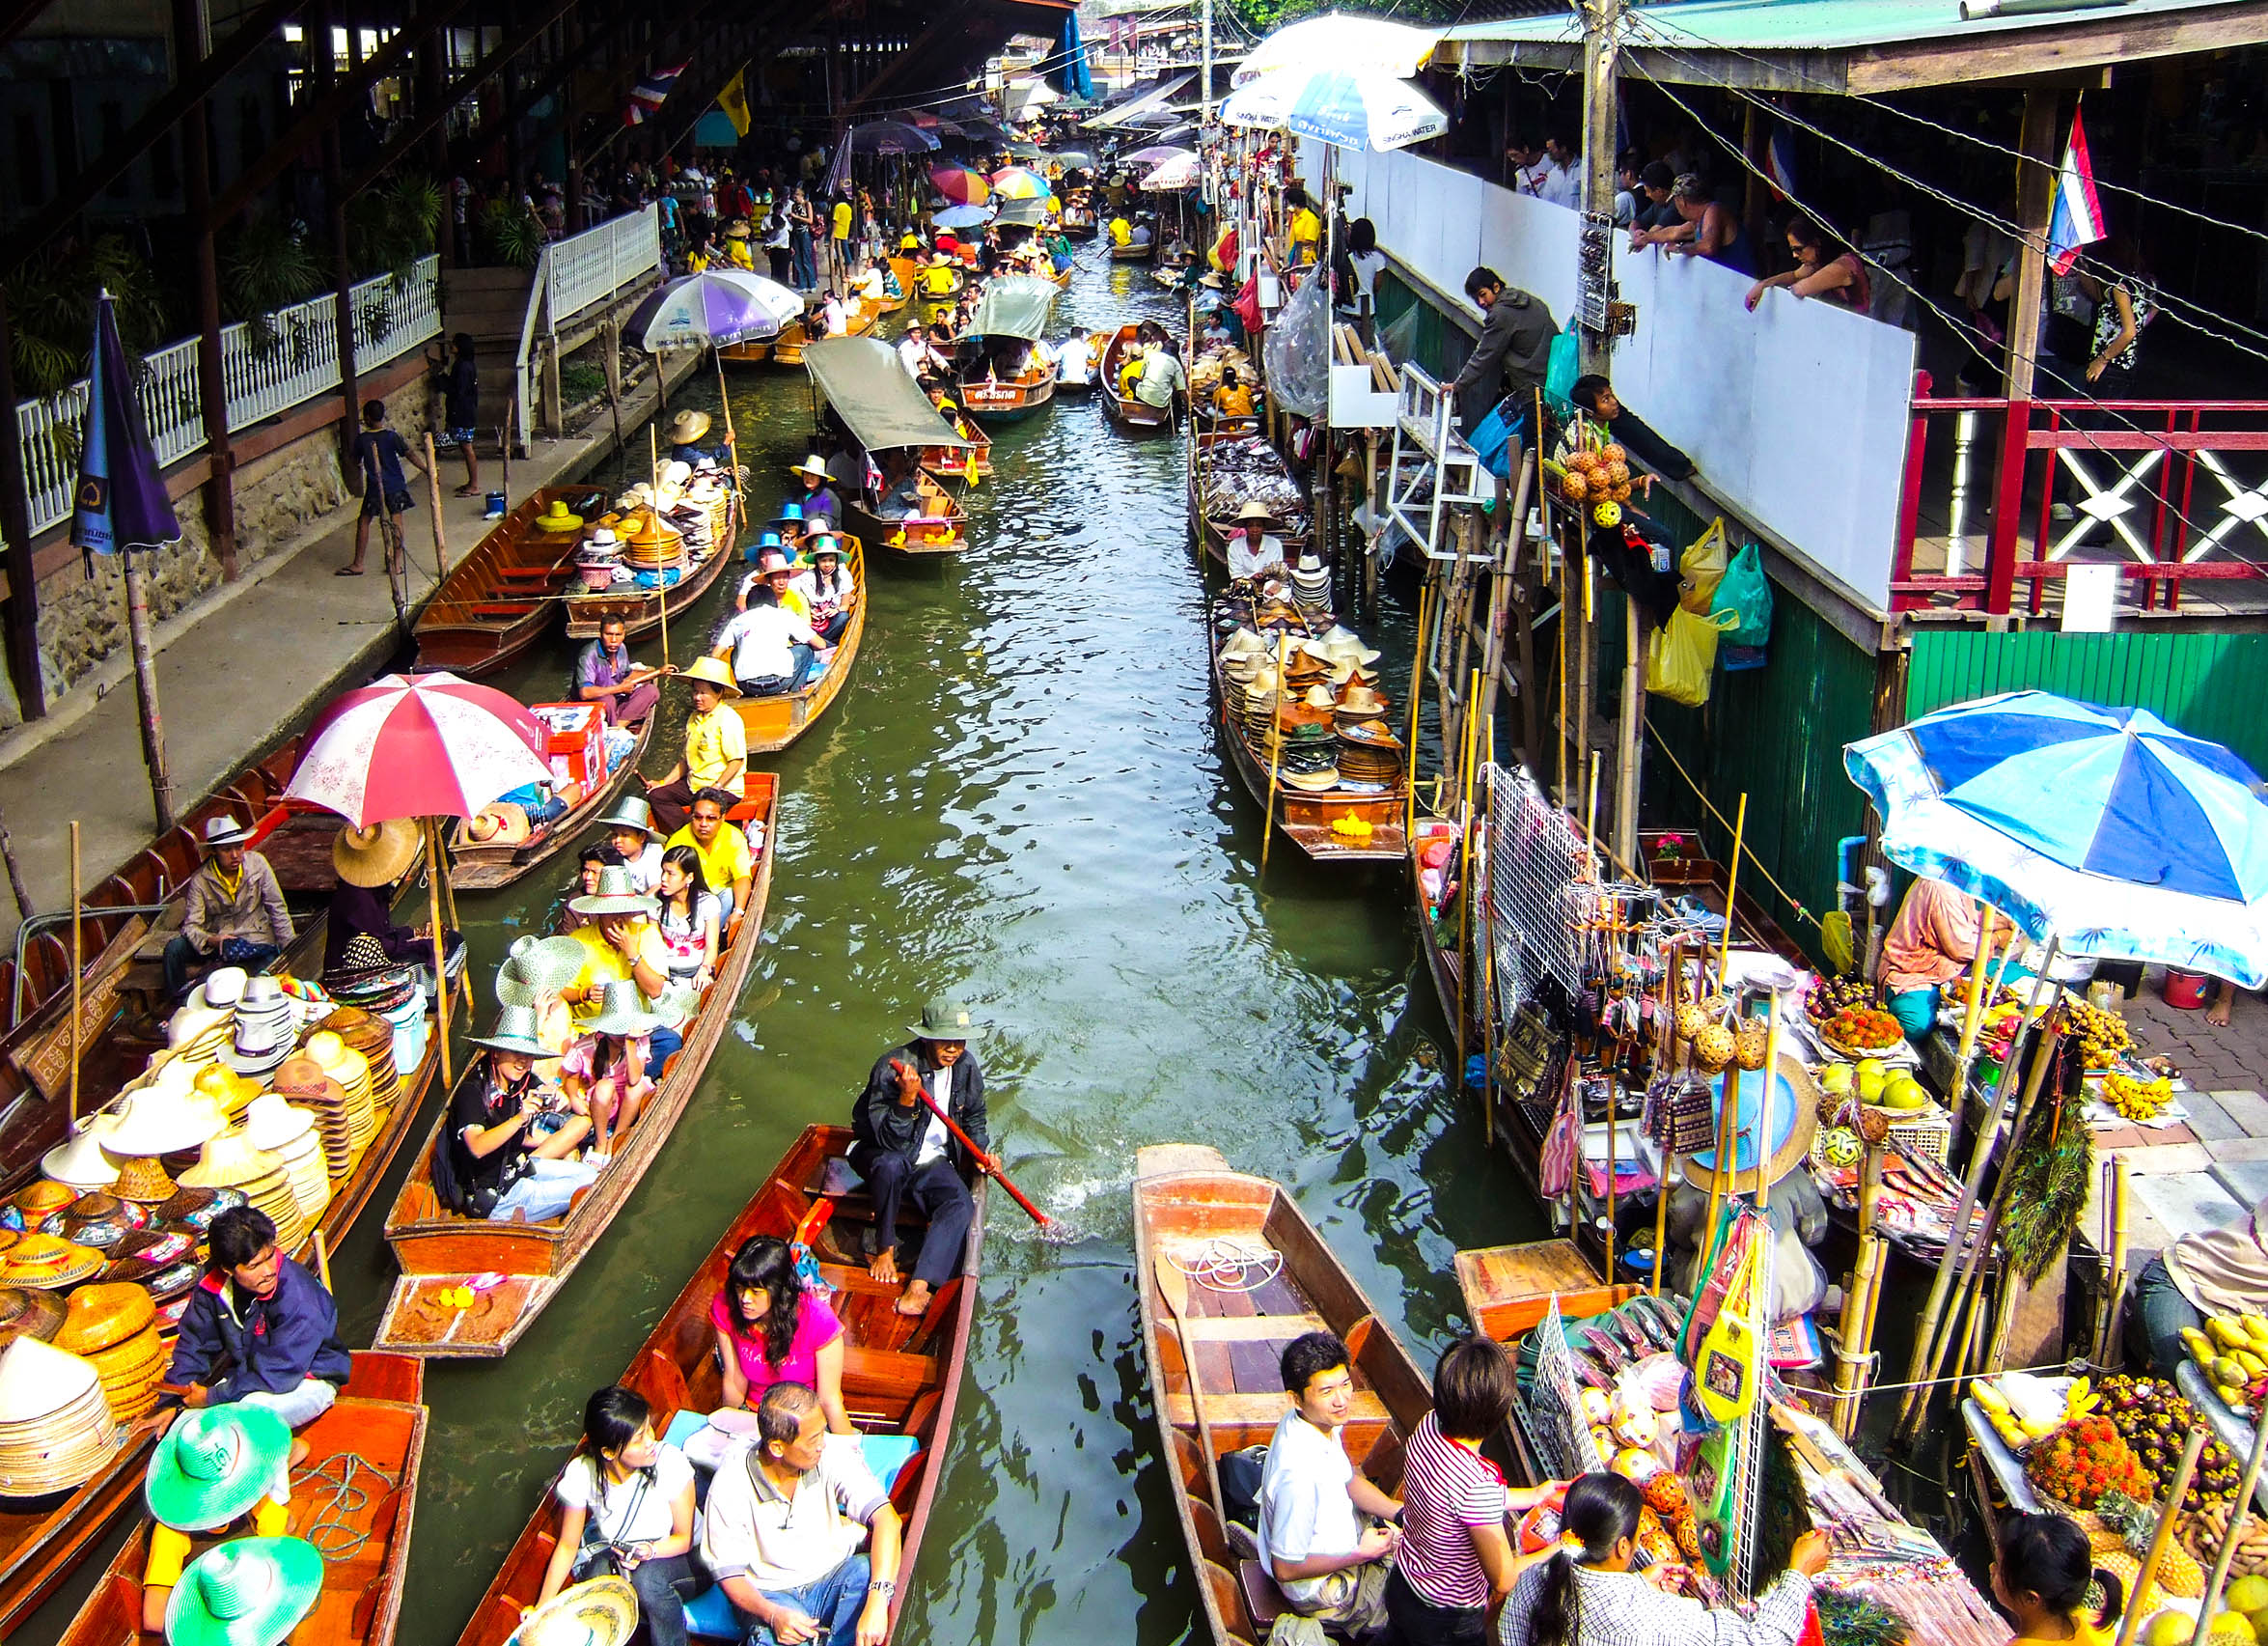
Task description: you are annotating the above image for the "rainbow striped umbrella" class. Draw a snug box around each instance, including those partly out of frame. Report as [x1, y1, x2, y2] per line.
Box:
[989, 166, 1054, 202]
[929, 164, 989, 205]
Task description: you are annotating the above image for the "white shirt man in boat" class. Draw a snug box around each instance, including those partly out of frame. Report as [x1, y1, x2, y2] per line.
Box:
[1056, 332, 1094, 388]
[897, 324, 950, 385]
[848, 1001, 996, 1319]
[716, 551, 820, 697]
[1226, 502, 1287, 582]
[165, 815, 296, 1002]
[1257, 1330, 1403, 1632]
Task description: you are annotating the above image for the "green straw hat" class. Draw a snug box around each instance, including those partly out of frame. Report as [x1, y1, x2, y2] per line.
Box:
[909, 999, 980, 1043]
[584, 979, 665, 1039]
[595, 795, 662, 840]
[145, 1405, 291, 1531]
[494, 935, 589, 1008]
[165, 1537, 323, 1646]
[568, 865, 659, 920]
[469, 1004, 551, 1059]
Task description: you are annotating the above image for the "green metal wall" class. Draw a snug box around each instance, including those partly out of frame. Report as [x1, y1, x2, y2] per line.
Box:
[1906, 631, 2268, 773]
[1374, 270, 1468, 385]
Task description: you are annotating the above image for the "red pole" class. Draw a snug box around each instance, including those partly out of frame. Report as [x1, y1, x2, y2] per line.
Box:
[890, 1058, 1052, 1226]
[1892, 369, 1931, 613]
[1984, 399, 2030, 618]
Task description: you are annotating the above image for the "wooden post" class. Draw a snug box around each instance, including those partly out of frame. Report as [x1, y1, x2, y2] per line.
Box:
[68, 821, 80, 1122]
[1983, 87, 2061, 618]
[425, 819, 452, 1086]
[423, 432, 450, 582]
[604, 321, 626, 457]
[121, 552, 178, 832]
[316, 0, 360, 482]
[0, 803, 33, 921]
[1577, 0, 1619, 376]
[1834, 1233, 1882, 1439]
[176, 0, 238, 582]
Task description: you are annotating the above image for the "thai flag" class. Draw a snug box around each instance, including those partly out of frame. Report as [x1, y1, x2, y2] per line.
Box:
[1765, 127, 1797, 198]
[2046, 104, 2106, 275]
[624, 62, 687, 126]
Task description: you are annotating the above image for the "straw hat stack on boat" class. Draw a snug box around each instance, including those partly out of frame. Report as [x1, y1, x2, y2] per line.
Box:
[0, 1286, 65, 1350]
[306, 1031, 380, 1152]
[0, 1337, 125, 1493]
[166, 1000, 237, 1073]
[43, 1192, 148, 1255]
[321, 1006, 404, 1108]
[270, 1055, 357, 1179]
[622, 511, 685, 576]
[1289, 554, 1331, 613]
[1276, 684, 1342, 793]
[220, 977, 300, 1081]
[1336, 718, 1406, 788]
[176, 1133, 308, 1258]
[54, 1281, 167, 1422]
[98, 1075, 230, 1206]
[242, 1095, 331, 1224]
[0, 1231, 107, 1291]
[41, 1122, 122, 1194]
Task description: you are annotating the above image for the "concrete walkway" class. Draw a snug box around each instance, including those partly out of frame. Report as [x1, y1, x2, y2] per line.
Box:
[0, 353, 698, 956]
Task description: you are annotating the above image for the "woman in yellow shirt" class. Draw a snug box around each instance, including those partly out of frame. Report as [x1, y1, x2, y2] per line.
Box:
[1992, 1513, 2117, 1646]
[1285, 184, 1321, 267]
[1210, 369, 1256, 420]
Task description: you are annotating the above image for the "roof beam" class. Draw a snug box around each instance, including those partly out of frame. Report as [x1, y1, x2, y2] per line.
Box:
[0, 0, 53, 50]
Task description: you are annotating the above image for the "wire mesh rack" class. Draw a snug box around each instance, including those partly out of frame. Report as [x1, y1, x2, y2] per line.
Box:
[1520, 1297, 1608, 1484]
[1484, 764, 1592, 1020]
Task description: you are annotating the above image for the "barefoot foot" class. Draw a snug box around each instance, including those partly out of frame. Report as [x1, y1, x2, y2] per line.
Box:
[895, 1278, 932, 1317]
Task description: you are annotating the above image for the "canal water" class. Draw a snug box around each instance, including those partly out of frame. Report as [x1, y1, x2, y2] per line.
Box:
[21, 252, 1554, 1644]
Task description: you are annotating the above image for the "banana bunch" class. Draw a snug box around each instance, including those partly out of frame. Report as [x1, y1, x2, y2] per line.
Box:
[2069, 999, 2133, 1065]
[2105, 1070, 2174, 1120]
[1972, 1370, 2088, 1449]
[2188, 1313, 2268, 1412]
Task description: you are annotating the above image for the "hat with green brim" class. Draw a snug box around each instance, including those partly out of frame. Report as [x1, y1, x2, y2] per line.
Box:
[469, 1003, 552, 1059]
[512, 1576, 639, 1646]
[909, 999, 980, 1043]
[595, 795, 663, 841]
[165, 1537, 323, 1646]
[495, 935, 591, 1008]
[584, 979, 665, 1039]
[567, 865, 659, 920]
[145, 1405, 291, 1531]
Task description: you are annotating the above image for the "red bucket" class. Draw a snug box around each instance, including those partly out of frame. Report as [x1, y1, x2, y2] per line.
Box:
[2164, 968, 2213, 1010]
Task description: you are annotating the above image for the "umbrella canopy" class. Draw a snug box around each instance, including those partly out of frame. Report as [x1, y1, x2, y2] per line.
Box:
[1000, 140, 1048, 160]
[992, 197, 1052, 228]
[966, 275, 1059, 341]
[933, 204, 995, 230]
[287, 672, 550, 826]
[989, 166, 1055, 201]
[1123, 144, 1194, 168]
[1232, 14, 1442, 86]
[845, 120, 939, 155]
[1219, 64, 1450, 153]
[624, 270, 801, 352]
[73, 294, 181, 556]
[1050, 149, 1097, 170]
[930, 163, 990, 206]
[1845, 690, 2268, 986]
[1142, 153, 1202, 190]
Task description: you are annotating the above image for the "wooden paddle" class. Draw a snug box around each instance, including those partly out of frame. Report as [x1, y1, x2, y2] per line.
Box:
[1154, 1257, 1228, 1521]
[889, 1059, 1054, 1226]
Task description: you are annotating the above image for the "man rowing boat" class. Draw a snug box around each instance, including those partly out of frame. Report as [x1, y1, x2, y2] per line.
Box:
[848, 1001, 996, 1318]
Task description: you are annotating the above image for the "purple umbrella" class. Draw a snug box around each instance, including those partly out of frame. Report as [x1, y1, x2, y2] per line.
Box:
[73, 293, 180, 555]
[624, 270, 801, 351]
[1124, 144, 1194, 168]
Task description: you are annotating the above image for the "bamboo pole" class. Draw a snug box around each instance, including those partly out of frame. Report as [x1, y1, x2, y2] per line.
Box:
[1555, 545, 1569, 806]
[1406, 583, 1429, 842]
[313, 1227, 333, 1293]
[68, 821, 80, 1123]
[1575, 552, 1593, 820]
[422, 432, 449, 584]
[425, 819, 452, 1086]
[1756, 992, 1781, 1209]
[1650, 939, 1682, 1296]
[2117, 1430, 2207, 1646]
[2099, 1155, 2133, 1366]
[1455, 666, 1482, 1092]
[1834, 1231, 1881, 1439]
[2193, 1405, 2268, 1646]
[1715, 793, 1750, 993]
[1260, 632, 1289, 878]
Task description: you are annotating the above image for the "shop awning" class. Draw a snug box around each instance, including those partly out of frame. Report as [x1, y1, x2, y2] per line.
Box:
[805, 338, 973, 451]
[1086, 71, 1194, 128]
[967, 275, 1059, 340]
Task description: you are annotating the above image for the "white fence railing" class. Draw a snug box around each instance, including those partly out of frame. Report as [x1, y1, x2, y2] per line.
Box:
[15, 256, 443, 539]
[516, 207, 664, 450]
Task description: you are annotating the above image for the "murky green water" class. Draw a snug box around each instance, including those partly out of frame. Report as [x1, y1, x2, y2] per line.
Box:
[21, 255, 1551, 1645]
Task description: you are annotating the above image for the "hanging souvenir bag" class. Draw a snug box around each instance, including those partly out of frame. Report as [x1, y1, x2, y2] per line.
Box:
[1694, 1220, 1765, 1427]
[1538, 1066, 1581, 1199]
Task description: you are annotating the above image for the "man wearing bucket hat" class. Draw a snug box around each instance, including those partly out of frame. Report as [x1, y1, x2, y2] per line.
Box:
[641, 657, 745, 835]
[716, 556, 819, 698]
[135, 1402, 294, 1631]
[164, 818, 296, 1003]
[574, 614, 668, 730]
[443, 1006, 601, 1221]
[599, 795, 666, 894]
[167, 1205, 351, 1437]
[849, 1001, 995, 1320]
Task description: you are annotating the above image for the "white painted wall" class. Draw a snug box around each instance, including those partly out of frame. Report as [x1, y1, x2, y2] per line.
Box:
[1308, 141, 1916, 614]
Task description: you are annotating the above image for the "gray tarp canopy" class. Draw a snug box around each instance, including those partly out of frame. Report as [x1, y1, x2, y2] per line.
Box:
[966, 275, 1059, 342]
[805, 337, 972, 451]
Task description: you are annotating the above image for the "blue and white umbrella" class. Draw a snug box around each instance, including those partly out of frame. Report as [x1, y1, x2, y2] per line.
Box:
[932, 204, 995, 230]
[1845, 690, 2268, 986]
[1217, 63, 1449, 153]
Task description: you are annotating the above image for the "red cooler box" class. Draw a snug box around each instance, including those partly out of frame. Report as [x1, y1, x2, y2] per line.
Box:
[533, 702, 605, 791]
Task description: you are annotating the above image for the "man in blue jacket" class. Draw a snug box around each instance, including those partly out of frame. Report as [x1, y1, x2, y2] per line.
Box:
[849, 1000, 997, 1319]
[166, 1206, 351, 1461]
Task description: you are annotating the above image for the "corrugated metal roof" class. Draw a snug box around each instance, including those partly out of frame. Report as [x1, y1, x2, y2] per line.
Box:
[1446, 0, 2233, 52]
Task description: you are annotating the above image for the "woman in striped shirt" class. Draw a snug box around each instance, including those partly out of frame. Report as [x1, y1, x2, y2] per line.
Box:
[1387, 1335, 1559, 1644]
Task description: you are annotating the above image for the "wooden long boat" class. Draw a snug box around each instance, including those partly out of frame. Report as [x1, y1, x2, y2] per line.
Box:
[772, 299, 882, 369]
[1135, 1143, 1523, 1645]
[1111, 238, 1158, 264]
[955, 359, 1056, 424]
[1098, 326, 1174, 434]
[447, 716, 656, 892]
[718, 336, 772, 365]
[1207, 626, 1406, 867]
[886, 256, 921, 312]
[1186, 430, 1311, 576]
[846, 481, 969, 558]
[730, 537, 869, 755]
[371, 774, 780, 1357]
[413, 488, 603, 677]
[807, 339, 977, 560]
[920, 421, 993, 484]
[449, 1124, 982, 1646]
[53, 1352, 427, 1646]
[559, 500, 743, 647]
[1062, 208, 1098, 239]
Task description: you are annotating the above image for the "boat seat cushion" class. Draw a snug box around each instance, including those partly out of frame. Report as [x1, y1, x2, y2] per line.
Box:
[1237, 1560, 1290, 1628]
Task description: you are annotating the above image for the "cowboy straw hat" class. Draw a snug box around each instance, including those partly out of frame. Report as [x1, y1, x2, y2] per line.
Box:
[788, 454, 833, 482]
[512, 1576, 639, 1646]
[332, 819, 421, 888]
[495, 935, 590, 1008]
[678, 656, 740, 697]
[568, 865, 659, 921]
[146, 1404, 293, 1531]
[909, 999, 980, 1044]
[584, 979, 665, 1040]
[470, 1004, 551, 1058]
[596, 795, 663, 840]
[1679, 1053, 1821, 1195]
[165, 1536, 324, 1646]
[198, 816, 253, 850]
[1233, 501, 1275, 524]
[668, 409, 712, 443]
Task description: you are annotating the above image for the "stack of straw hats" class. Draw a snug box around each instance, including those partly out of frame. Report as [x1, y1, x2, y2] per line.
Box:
[220, 977, 296, 1080]
[54, 1281, 166, 1422]
[43, 1192, 148, 1255]
[269, 1056, 355, 1179]
[0, 1287, 64, 1349]
[177, 1134, 308, 1258]
[0, 1232, 107, 1291]
[622, 511, 685, 574]
[167, 1003, 235, 1071]
[321, 1007, 403, 1109]
[1289, 553, 1331, 612]
[10, 1180, 78, 1230]
[305, 1032, 379, 1153]
[186, 966, 249, 1014]
[0, 1336, 124, 1493]
[1335, 719, 1406, 788]
[242, 1095, 331, 1224]
[103, 1074, 229, 1161]
[1275, 684, 1342, 793]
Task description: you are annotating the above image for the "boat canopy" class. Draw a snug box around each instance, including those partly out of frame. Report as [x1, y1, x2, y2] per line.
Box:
[966, 275, 1059, 342]
[805, 337, 972, 451]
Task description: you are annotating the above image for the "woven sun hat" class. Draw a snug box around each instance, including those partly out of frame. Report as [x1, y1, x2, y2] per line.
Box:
[909, 999, 980, 1044]
[470, 1004, 550, 1058]
[332, 818, 422, 889]
[1233, 501, 1274, 524]
[153, 1186, 237, 1232]
[305, 1031, 366, 1084]
[668, 409, 711, 444]
[584, 980, 665, 1040]
[512, 1576, 639, 1646]
[167, 1005, 231, 1054]
[788, 454, 832, 482]
[198, 816, 253, 851]
[1301, 684, 1335, 711]
[1337, 685, 1389, 719]
[242, 1093, 317, 1151]
[1680, 1052, 1821, 1195]
[0, 1287, 65, 1348]
[165, 1536, 324, 1646]
[495, 935, 590, 1009]
[0, 1336, 124, 1494]
[595, 795, 663, 840]
[54, 1281, 156, 1357]
[678, 656, 739, 698]
[569, 865, 660, 920]
[145, 1404, 292, 1531]
[47, 1192, 147, 1252]
[221, 1014, 293, 1078]
[189, 967, 249, 1011]
[13, 1181, 78, 1223]
[1280, 767, 1344, 793]
[0, 1232, 106, 1289]
[191, 1064, 264, 1123]
[175, 1131, 284, 1194]
[41, 1126, 122, 1193]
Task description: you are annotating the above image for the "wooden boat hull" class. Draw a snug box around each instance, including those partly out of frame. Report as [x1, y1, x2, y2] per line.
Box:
[920, 427, 994, 484]
[732, 539, 868, 755]
[1208, 639, 1407, 865]
[956, 366, 1057, 425]
[719, 338, 772, 364]
[1062, 213, 1098, 240]
[1111, 240, 1157, 264]
[1135, 1144, 1498, 1645]
[414, 488, 601, 678]
[1186, 431, 1310, 576]
[561, 500, 742, 645]
[448, 717, 655, 891]
[1098, 326, 1174, 433]
[371, 777, 781, 1356]
[846, 496, 967, 559]
[885, 257, 920, 312]
[450, 1125, 983, 1646]
[52, 1353, 427, 1646]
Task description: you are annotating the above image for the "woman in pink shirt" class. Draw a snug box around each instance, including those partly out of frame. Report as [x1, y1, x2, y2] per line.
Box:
[708, 1236, 853, 1434]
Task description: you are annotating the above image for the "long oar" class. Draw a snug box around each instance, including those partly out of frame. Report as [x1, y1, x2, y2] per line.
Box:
[890, 1059, 1053, 1226]
[1155, 1257, 1228, 1521]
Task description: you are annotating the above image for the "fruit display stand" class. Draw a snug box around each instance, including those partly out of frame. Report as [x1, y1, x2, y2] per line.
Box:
[2175, 1360, 2268, 1516]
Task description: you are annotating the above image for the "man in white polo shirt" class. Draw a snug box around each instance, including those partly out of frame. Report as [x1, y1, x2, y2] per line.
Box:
[702, 1381, 903, 1645]
[1258, 1330, 1401, 1632]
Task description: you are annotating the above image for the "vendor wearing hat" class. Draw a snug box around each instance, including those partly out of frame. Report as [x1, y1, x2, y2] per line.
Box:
[136, 1404, 298, 1632]
[560, 866, 684, 1072]
[1878, 878, 2019, 1040]
[849, 1001, 997, 1319]
[445, 1006, 600, 1222]
[574, 613, 667, 730]
[1226, 502, 1287, 582]
[667, 408, 721, 469]
[164, 817, 295, 1003]
[640, 656, 745, 836]
[599, 795, 665, 894]
[164, 1538, 324, 1646]
[788, 454, 842, 532]
[323, 818, 460, 981]
[716, 553, 819, 697]
[166, 1205, 351, 1438]
[1210, 366, 1257, 422]
[897, 322, 950, 385]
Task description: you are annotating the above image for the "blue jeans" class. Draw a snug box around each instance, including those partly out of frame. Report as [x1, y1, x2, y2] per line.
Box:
[736, 1553, 870, 1646]
[2127, 1255, 2200, 1378]
[488, 1157, 599, 1221]
[648, 1021, 683, 1074]
[790, 229, 816, 289]
[165, 936, 281, 1002]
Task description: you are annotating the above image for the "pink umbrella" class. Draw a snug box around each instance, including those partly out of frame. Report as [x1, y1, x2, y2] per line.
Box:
[287, 671, 549, 826]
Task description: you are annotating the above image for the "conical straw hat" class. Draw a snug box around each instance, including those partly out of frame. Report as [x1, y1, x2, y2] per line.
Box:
[0, 1334, 99, 1421]
[41, 1128, 121, 1192]
[55, 1282, 156, 1356]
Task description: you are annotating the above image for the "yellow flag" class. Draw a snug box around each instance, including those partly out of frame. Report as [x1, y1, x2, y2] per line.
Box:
[964, 450, 980, 488]
[717, 67, 752, 137]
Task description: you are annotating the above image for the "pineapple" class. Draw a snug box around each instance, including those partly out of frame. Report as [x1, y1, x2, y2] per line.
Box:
[2096, 1549, 2153, 1614]
[2097, 1491, 2204, 1598]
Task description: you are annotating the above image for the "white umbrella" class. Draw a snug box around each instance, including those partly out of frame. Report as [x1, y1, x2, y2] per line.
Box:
[1232, 14, 1443, 86]
[1218, 64, 1450, 153]
[1141, 153, 1202, 190]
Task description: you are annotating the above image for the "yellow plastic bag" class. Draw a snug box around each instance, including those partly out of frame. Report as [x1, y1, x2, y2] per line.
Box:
[1646, 604, 1736, 708]
[1681, 516, 1730, 603]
